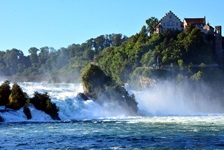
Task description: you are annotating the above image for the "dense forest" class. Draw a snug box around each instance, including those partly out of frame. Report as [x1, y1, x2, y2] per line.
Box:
[0, 17, 224, 89]
[0, 34, 128, 82]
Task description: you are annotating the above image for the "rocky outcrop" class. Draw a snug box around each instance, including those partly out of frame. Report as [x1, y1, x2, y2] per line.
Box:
[81, 64, 138, 114]
[82, 64, 111, 99]
[77, 93, 89, 101]
[23, 106, 32, 120]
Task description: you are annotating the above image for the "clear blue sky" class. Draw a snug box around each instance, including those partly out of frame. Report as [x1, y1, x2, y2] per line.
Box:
[0, 0, 223, 55]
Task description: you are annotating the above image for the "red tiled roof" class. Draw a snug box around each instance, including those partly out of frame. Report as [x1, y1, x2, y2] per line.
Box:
[184, 18, 206, 24]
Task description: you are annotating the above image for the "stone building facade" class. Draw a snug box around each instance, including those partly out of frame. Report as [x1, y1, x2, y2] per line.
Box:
[155, 11, 183, 34]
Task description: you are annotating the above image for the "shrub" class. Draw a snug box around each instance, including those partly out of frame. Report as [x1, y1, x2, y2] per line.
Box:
[31, 92, 60, 120]
[6, 83, 27, 110]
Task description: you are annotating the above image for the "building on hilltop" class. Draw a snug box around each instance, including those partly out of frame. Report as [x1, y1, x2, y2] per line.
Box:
[155, 11, 213, 34]
[183, 17, 216, 35]
[183, 17, 206, 29]
[202, 23, 214, 35]
[155, 11, 183, 34]
[154, 11, 223, 64]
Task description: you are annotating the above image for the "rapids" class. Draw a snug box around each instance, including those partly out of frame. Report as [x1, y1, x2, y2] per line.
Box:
[1, 82, 224, 149]
[0, 81, 224, 122]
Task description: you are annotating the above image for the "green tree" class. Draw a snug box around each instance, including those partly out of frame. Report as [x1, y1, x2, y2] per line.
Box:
[0, 51, 7, 74]
[111, 34, 127, 47]
[28, 47, 39, 68]
[146, 17, 159, 36]
[55, 47, 69, 69]
[3, 49, 26, 75]
[83, 49, 95, 60]
[138, 26, 148, 43]
[38, 46, 49, 64]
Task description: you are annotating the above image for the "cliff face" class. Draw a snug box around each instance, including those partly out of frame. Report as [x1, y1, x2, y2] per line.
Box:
[81, 64, 138, 114]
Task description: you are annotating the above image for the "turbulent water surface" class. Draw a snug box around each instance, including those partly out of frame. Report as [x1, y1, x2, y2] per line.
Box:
[0, 82, 224, 149]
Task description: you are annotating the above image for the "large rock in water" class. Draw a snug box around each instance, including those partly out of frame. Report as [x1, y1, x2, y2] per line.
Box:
[81, 64, 138, 114]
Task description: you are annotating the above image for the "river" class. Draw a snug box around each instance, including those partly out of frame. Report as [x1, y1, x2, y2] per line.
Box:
[0, 82, 224, 149]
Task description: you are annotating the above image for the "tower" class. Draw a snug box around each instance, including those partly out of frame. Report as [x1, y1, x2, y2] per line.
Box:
[215, 26, 222, 35]
[215, 26, 223, 64]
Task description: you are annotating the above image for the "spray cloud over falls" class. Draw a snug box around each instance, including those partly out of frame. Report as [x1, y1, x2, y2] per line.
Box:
[135, 79, 224, 116]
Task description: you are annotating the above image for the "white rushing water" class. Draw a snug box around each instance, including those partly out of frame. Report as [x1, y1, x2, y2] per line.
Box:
[1, 82, 224, 149]
[0, 82, 137, 122]
[0, 81, 224, 122]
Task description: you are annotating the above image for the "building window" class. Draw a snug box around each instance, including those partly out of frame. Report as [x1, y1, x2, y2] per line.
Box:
[169, 20, 174, 26]
[176, 22, 178, 26]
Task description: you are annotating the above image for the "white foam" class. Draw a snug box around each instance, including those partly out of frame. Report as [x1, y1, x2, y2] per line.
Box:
[0, 81, 224, 122]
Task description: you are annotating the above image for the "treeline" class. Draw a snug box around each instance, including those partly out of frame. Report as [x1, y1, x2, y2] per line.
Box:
[0, 17, 224, 87]
[94, 21, 224, 103]
[0, 34, 127, 82]
[97, 24, 220, 84]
